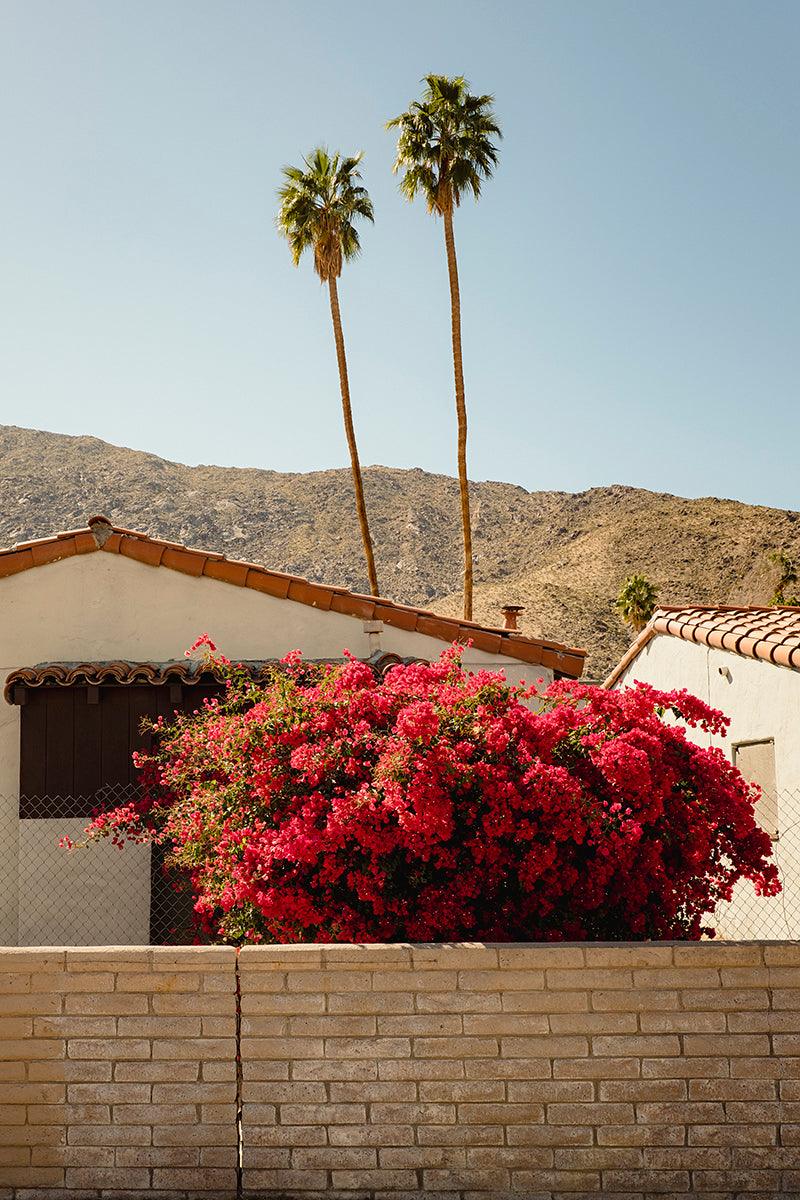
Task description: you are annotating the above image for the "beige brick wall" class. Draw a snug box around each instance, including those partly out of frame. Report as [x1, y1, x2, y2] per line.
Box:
[0, 946, 238, 1198]
[1, 941, 799, 1198]
[238, 941, 800, 1198]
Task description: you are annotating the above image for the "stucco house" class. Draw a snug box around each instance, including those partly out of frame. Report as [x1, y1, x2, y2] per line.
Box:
[0, 515, 585, 947]
[604, 605, 800, 937]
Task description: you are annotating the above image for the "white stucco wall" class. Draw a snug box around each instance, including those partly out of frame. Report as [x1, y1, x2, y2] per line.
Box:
[613, 635, 800, 788]
[0, 552, 556, 946]
[0, 551, 551, 678]
[613, 636, 800, 938]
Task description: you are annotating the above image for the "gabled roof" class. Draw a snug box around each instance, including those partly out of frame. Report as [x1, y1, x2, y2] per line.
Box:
[0, 516, 586, 677]
[604, 605, 800, 688]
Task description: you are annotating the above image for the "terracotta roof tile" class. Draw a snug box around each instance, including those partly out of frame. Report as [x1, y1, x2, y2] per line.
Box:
[416, 614, 459, 642]
[245, 568, 297, 599]
[0, 547, 35, 578]
[5, 660, 208, 699]
[470, 630, 504, 656]
[604, 605, 800, 687]
[372, 602, 417, 632]
[55, 527, 92, 541]
[330, 592, 376, 621]
[159, 547, 205, 577]
[3, 653, 429, 704]
[74, 531, 100, 555]
[118, 535, 165, 568]
[0, 518, 586, 677]
[203, 559, 250, 587]
[30, 538, 78, 568]
[12, 536, 53, 551]
[288, 579, 334, 610]
[771, 644, 794, 668]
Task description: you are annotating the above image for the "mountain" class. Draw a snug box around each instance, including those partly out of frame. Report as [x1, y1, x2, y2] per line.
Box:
[1, 425, 798, 678]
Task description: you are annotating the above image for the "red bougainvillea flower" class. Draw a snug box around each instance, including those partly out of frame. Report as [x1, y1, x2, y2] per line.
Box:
[74, 642, 779, 943]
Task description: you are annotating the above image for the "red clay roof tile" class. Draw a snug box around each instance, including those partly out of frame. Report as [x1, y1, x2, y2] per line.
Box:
[330, 592, 376, 621]
[415, 614, 458, 642]
[160, 547, 206, 577]
[0, 547, 35, 577]
[604, 605, 800, 687]
[74, 531, 99, 555]
[203, 559, 250, 587]
[245, 568, 295, 599]
[372, 602, 417, 632]
[469, 630, 504, 656]
[288, 580, 334, 610]
[118, 535, 165, 568]
[30, 538, 77, 568]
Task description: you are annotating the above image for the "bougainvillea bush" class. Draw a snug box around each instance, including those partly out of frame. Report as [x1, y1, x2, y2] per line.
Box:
[76, 639, 779, 943]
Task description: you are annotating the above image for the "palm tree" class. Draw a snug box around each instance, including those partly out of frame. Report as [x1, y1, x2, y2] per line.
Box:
[277, 148, 380, 597]
[768, 550, 800, 606]
[388, 76, 501, 621]
[616, 574, 659, 635]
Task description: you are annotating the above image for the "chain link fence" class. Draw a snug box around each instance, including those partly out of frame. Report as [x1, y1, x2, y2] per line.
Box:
[0, 786, 195, 947]
[713, 787, 800, 941]
[0, 788, 798, 947]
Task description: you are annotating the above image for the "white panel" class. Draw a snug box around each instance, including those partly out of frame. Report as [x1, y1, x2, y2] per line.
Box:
[0, 793, 18, 945]
[734, 740, 779, 839]
[17, 819, 151, 946]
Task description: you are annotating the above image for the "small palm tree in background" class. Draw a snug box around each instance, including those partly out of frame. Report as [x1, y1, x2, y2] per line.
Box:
[388, 75, 501, 621]
[277, 148, 380, 596]
[768, 550, 800, 606]
[616, 574, 659, 635]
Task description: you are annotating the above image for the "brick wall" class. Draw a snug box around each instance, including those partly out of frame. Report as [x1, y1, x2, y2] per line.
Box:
[238, 942, 800, 1198]
[0, 946, 238, 1197]
[1, 941, 799, 1197]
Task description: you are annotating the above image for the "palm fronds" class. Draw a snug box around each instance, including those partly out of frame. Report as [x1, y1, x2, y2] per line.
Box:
[387, 74, 501, 215]
[616, 575, 659, 635]
[277, 148, 374, 280]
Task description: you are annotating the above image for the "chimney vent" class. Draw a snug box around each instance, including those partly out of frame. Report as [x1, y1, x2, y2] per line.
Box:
[501, 605, 524, 631]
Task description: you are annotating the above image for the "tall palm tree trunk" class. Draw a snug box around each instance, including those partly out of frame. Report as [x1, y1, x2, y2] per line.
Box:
[442, 207, 473, 621]
[327, 276, 380, 597]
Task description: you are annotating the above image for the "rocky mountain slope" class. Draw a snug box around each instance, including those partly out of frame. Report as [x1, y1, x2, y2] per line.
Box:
[1, 425, 797, 678]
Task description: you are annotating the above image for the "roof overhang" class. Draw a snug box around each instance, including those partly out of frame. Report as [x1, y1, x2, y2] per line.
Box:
[4, 652, 427, 705]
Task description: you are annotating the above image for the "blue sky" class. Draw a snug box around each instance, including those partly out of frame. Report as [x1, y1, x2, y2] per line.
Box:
[1, 0, 797, 509]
